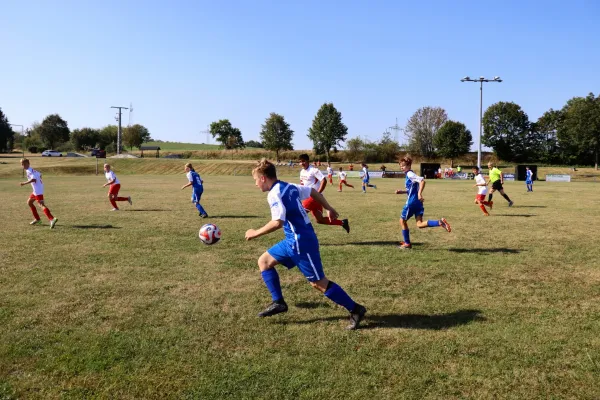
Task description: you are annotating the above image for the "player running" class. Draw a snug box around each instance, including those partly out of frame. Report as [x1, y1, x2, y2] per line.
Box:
[337, 167, 354, 192]
[19, 158, 58, 229]
[361, 163, 377, 193]
[299, 154, 349, 233]
[487, 162, 513, 206]
[326, 163, 334, 184]
[181, 163, 208, 218]
[525, 166, 534, 192]
[102, 164, 132, 211]
[473, 166, 493, 216]
[395, 157, 451, 249]
[245, 158, 366, 330]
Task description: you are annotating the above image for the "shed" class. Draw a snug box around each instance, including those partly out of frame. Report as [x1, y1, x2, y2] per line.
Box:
[139, 146, 161, 158]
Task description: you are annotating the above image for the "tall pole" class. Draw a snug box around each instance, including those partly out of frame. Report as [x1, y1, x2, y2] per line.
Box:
[111, 106, 128, 155]
[479, 81, 483, 169]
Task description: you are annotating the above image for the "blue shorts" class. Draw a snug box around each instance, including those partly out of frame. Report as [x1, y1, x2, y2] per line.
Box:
[401, 202, 424, 220]
[525, 180, 532, 184]
[362, 179, 369, 184]
[267, 240, 325, 282]
[192, 187, 203, 203]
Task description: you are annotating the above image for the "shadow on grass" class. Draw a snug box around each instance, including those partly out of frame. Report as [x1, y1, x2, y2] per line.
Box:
[321, 241, 422, 247]
[494, 214, 536, 217]
[449, 248, 522, 254]
[72, 225, 121, 229]
[295, 302, 332, 309]
[280, 309, 485, 330]
[121, 209, 170, 212]
[510, 205, 547, 208]
[213, 215, 260, 219]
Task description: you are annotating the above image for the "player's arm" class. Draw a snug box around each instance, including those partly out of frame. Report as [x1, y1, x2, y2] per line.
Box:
[395, 189, 406, 194]
[181, 181, 193, 190]
[309, 188, 339, 221]
[245, 219, 283, 241]
[317, 177, 327, 193]
[103, 179, 115, 187]
[20, 178, 35, 186]
[417, 180, 426, 202]
[500, 171, 504, 185]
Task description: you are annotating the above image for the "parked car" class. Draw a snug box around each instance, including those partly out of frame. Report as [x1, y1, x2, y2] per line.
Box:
[91, 148, 106, 158]
[41, 150, 62, 157]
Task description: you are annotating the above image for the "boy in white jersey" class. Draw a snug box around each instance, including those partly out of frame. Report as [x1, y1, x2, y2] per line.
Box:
[473, 167, 492, 216]
[298, 154, 349, 233]
[19, 158, 58, 228]
[337, 166, 354, 192]
[326, 163, 334, 184]
[102, 164, 132, 211]
[245, 159, 366, 329]
[395, 157, 451, 249]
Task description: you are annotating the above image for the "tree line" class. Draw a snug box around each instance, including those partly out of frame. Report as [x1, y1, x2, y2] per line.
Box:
[2, 92, 599, 168]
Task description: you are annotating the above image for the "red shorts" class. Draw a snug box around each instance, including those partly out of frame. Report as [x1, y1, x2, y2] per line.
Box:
[476, 194, 486, 202]
[108, 184, 121, 195]
[29, 193, 44, 202]
[302, 196, 323, 213]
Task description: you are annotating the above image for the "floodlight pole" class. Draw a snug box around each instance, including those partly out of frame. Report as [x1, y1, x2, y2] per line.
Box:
[461, 76, 502, 168]
[9, 124, 25, 177]
[111, 106, 129, 155]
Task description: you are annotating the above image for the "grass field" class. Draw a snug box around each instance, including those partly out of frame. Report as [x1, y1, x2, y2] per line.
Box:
[1, 169, 600, 399]
[143, 142, 221, 151]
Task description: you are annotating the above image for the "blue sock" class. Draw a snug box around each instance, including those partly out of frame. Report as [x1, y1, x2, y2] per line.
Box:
[402, 229, 410, 244]
[324, 282, 356, 312]
[261, 269, 283, 302]
[195, 203, 206, 214]
[427, 220, 440, 227]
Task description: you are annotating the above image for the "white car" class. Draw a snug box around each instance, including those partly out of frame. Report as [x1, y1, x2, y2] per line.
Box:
[41, 150, 62, 157]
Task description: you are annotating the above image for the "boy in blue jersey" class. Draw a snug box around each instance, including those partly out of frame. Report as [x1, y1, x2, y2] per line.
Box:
[181, 163, 208, 218]
[361, 163, 377, 193]
[395, 157, 451, 249]
[245, 159, 367, 330]
[525, 166, 533, 192]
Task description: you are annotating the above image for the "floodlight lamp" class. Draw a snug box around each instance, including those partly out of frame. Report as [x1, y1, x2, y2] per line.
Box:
[479, 76, 485, 80]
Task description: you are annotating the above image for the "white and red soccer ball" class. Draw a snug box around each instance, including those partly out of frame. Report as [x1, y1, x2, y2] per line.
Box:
[198, 223, 221, 245]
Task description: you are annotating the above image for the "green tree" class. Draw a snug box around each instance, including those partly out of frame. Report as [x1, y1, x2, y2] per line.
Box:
[98, 125, 118, 150]
[70, 127, 100, 151]
[345, 137, 365, 162]
[210, 119, 245, 149]
[308, 103, 348, 162]
[245, 140, 264, 148]
[123, 124, 152, 150]
[434, 120, 472, 167]
[39, 114, 70, 150]
[0, 108, 14, 152]
[534, 109, 563, 163]
[259, 113, 294, 160]
[377, 132, 401, 162]
[482, 102, 531, 162]
[405, 106, 447, 158]
[558, 93, 600, 169]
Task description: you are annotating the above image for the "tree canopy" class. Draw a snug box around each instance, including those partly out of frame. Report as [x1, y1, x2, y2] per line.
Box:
[482, 102, 531, 162]
[39, 114, 70, 150]
[405, 106, 447, 158]
[210, 119, 245, 149]
[0, 108, 13, 152]
[308, 103, 348, 162]
[259, 113, 294, 160]
[123, 124, 152, 150]
[433, 120, 472, 166]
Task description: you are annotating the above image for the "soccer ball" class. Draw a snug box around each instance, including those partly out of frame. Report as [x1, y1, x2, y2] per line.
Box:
[199, 223, 221, 245]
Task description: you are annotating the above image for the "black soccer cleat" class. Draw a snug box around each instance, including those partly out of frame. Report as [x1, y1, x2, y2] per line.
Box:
[347, 304, 367, 330]
[258, 301, 288, 317]
[342, 219, 350, 234]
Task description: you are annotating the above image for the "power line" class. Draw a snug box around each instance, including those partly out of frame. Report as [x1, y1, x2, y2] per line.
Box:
[389, 117, 404, 144]
[200, 125, 210, 144]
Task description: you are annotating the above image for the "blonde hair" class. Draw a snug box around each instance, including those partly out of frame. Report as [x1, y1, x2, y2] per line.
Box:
[20, 158, 29, 165]
[252, 158, 277, 179]
[398, 156, 412, 166]
[185, 163, 194, 170]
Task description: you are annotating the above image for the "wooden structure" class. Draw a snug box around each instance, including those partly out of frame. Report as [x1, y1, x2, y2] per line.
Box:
[139, 146, 161, 158]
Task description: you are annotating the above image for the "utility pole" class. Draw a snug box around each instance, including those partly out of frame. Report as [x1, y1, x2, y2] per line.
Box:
[111, 106, 128, 155]
[200, 125, 210, 144]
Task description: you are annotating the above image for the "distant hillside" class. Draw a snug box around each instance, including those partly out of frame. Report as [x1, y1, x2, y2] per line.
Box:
[143, 141, 221, 151]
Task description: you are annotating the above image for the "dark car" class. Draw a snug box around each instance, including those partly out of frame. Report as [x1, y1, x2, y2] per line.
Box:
[91, 149, 106, 158]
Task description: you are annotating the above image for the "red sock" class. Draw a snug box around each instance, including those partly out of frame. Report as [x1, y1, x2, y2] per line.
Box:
[42, 207, 54, 220]
[482, 201, 491, 206]
[479, 204, 488, 214]
[110, 199, 118, 209]
[30, 205, 40, 220]
[328, 219, 343, 226]
[116, 197, 128, 201]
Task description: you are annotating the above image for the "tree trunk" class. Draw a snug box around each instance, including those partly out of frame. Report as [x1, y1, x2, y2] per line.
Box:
[450, 159, 454, 168]
[276, 149, 279, 161]
[596, 148, 598, 170]
[326, 149, 330, 163]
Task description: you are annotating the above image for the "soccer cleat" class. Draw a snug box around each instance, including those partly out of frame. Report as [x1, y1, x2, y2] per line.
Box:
[337, 190, 342, 192]
[362, 191, 366, 194]
[128, 196, 132, 205]
[342, 219, 350, 234]
[398, 242, 412, 250]
[347, 304, 367, 330]
[111, 208, 119, 211]
[488, 201, 493, 210]
[201, 213, 209, 218]
[508, 201, 514, 207]
[258, 301, 288, 317]
[483, 212, 490, 217]
[373, 185, 377, 190]
[440, 218, 452, 233]
[50, 218, 58, 229]
[30, 219, 42, 225]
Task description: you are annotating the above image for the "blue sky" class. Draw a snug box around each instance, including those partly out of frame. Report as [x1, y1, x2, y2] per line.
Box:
[2, 0, 599, 150]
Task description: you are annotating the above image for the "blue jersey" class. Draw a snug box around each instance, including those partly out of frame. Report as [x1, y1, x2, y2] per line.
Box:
[362, 167, 369, 181]
[187, 170, 203, 190]
[405, 170, 424, 205]
[268, 180, 316, 251]
[526, 170, 533, 181]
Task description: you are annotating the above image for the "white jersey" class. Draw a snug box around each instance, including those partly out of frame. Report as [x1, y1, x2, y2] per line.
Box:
[475, 173, 488, 195]
[300, 166, 325, 190]
[26, 167, 44, 195]
[105, 170, 120, 185]
[327, 167, 333, 175]
[338, 171, 347, 180]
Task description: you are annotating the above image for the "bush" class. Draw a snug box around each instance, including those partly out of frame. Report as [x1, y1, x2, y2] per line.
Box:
[56, 141, 74, 152]
[28, 146, 38, 154]
[105, 143, 116, 154]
